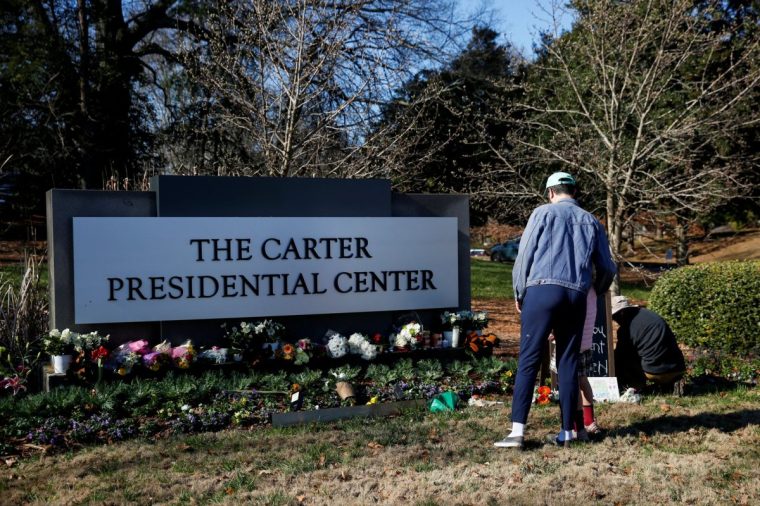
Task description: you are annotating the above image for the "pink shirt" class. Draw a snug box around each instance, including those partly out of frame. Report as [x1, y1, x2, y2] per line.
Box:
[581, 289, 597, 352]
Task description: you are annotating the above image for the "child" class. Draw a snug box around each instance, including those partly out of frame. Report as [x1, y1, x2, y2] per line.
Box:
[576, 289, 602, 440]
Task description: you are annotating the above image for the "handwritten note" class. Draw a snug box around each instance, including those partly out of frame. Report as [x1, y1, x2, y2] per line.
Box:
[589, 292, 613, 377]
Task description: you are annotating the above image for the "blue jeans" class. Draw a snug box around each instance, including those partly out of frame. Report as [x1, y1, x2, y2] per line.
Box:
[511, 284, 586, 431]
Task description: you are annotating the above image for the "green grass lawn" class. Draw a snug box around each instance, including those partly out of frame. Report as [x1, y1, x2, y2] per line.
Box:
[2, 386, 757, 505]
[0, 263, 49, 290]
[470, 259, 513, 299]
[471, 259, 653, 302]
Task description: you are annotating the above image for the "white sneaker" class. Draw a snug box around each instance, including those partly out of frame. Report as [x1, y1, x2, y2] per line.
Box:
[584, 421, 602, 434]
[494, 435, 524, 449]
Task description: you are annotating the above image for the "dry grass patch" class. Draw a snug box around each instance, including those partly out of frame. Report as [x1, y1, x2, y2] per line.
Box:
[2, 387, 758, 505]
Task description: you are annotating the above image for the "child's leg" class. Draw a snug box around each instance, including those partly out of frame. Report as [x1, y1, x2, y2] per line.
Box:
[579, 374, 599, 430]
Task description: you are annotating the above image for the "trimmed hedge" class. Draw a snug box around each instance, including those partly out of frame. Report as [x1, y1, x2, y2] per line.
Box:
[649, 260, 760, 355]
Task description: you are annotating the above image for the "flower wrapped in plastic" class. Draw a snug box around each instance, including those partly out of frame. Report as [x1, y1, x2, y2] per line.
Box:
[153, 340, 171, 354]
[108, 343, 141, 376]
[198, 346, 228, 364]
[394, 322, 422, 350]
[348, 333, 378, 360]
[171, 340, 195, 369]
[326, 331, 348, 358]
[347, 333, 367, 354]
[127, 339, 150, 355]
[142, 351, 165, 371]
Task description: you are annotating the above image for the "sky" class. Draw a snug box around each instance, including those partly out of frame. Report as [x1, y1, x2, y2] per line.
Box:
[457, 0, 575, 57]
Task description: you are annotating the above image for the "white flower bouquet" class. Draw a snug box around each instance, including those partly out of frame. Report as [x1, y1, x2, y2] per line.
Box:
[348, 333, 378, 360]
[326, 331, 348, 358]
[393, 322, 422, 349]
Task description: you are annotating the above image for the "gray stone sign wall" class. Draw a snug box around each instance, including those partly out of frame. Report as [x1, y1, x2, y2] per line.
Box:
[47, 176, 470, 346]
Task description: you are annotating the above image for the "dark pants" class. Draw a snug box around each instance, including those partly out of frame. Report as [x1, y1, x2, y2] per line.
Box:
[511, 285, 586, 431]
[615, 344, 685, 391]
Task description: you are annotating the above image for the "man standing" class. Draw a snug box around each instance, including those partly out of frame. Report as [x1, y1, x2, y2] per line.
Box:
[612, 296, 686, 392]
[495, 172, 616, 449]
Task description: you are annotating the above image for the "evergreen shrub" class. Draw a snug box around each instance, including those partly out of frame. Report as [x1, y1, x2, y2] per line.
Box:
[649, 260, 760, 355]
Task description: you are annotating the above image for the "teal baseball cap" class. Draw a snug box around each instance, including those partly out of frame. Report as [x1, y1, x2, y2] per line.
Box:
[545, 171, 576, 189]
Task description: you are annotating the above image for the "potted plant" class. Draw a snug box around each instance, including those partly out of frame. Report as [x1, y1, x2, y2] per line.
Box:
[45, 328, 75, 374]
[441, 311, 466, 347]
[329, 364, 362, 402]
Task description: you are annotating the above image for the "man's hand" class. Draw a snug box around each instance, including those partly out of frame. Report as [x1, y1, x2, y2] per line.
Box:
[515, 300, 521, 314]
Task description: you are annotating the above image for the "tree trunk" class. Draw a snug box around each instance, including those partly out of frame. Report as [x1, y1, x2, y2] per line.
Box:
[606, 189, 622, 296]
[675, 218, 689, 266]
[85, 0, 135, 188]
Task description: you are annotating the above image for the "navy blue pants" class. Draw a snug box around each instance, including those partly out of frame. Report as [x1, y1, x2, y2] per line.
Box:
[511, 284, 586, 431]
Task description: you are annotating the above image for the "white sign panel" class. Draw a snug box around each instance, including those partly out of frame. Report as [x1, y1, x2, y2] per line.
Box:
[588, 377, 621, 403]
[73, 217, 459, 324]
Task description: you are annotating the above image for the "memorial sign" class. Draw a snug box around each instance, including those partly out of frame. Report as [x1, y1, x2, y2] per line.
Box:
[73, 217, 458, 324]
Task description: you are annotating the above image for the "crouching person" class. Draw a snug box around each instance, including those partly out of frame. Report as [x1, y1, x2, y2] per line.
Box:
[612, 296, 686, 394]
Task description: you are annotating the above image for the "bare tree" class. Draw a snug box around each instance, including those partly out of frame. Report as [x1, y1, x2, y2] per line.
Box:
[172, 0, 467, 178]
[491, 0, 760, 291]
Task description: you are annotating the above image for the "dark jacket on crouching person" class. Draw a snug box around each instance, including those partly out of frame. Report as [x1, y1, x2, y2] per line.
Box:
[613, 306, 686, 390]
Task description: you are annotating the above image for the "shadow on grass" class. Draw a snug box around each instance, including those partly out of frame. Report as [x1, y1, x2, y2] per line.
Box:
[610, 408, 760, 438]
[683, 376, 751, 396]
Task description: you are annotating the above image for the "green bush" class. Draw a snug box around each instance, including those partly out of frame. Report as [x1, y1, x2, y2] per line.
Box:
[649, 261, 760, 355]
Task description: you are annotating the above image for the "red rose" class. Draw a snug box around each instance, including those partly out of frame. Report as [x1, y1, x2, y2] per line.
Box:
[90, 346, 109, 362]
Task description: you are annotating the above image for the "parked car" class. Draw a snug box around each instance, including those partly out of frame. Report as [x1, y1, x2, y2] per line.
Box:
[489, 236, 520, 262]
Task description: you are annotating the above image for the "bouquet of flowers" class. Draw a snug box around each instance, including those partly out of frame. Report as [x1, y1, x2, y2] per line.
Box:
[326, 331, 348, 358]
[470, 311, 489, 330]
[171, 340, 195, 369]
[108, 342, 142, 376]
[223, 319, 286, 353]
[393, 322, 422, 350]
[534, 385, 554, 405]
[440, 311, 464, 329]
[90, 345, 109, 363]
[348, 333, 378, 360]
[127, 339, 150, 355]
[142, 340, 172, 372]
[294, 339, 312, 365]
[252, 319, 285, 343]
[44, 328, 76, 356]
[45, 329, 109, 356]
[198, 346, 228, 364]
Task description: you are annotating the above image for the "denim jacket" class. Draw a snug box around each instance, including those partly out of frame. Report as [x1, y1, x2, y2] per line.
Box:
[512, 198, 616, 303]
